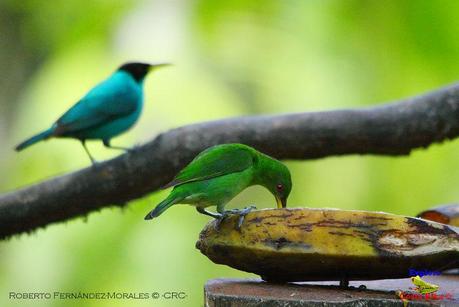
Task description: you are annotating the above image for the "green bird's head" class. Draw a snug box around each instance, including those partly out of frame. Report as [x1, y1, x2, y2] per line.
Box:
[257, 156, 292, 208]
[119, 62, 170, 82]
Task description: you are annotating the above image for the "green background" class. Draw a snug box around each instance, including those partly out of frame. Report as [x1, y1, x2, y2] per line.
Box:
[1, 1, 459, 306]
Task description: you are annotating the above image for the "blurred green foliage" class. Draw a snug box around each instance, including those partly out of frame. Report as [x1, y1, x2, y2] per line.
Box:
[2, 1, 459, 306]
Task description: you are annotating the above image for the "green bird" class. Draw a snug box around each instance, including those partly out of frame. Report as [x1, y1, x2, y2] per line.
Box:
[144, 143, 292, 221]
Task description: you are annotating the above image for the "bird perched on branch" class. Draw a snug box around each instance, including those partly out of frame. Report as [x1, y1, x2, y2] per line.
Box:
[15, 62, 169, 164]
[144, 143, 292, 225]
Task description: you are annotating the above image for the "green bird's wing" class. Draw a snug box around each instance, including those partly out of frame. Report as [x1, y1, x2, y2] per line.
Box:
[163, 144, 255, 189]
[54, 76, 139, 135]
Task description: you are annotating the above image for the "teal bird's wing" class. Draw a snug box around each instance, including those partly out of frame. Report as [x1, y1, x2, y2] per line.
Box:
[163, 144, 255, 189]
[53, 74, 139, 136]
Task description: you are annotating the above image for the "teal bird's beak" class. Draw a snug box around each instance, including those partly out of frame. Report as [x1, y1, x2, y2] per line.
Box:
[149, 63, 172, 71]
[276, 196, 287, 209]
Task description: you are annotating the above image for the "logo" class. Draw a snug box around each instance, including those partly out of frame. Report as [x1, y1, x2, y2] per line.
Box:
[396, 275, 453, 306]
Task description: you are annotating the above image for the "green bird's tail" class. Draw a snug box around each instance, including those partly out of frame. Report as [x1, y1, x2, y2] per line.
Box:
[15, 128, 54, 151]
[144, 193, 183, 220]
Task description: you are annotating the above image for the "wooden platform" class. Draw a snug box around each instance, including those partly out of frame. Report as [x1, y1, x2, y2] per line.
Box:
[205, 275, 459, 306]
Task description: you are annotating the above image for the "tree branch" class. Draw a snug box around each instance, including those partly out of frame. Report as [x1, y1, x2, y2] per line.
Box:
[3, 82, 459, 239]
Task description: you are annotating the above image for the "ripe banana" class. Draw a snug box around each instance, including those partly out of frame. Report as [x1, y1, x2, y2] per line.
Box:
[196, 208, 459, 282]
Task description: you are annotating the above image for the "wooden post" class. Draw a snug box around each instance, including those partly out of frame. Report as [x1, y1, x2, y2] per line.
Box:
[204, 276, 458, 306]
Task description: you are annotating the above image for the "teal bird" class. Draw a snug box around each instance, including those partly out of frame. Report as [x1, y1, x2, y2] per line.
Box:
[15, 62, 169, 163]
[144, 143, 292, 221]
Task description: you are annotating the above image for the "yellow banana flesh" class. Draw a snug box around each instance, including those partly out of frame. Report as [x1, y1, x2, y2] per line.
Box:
[196, 208, 459, 282]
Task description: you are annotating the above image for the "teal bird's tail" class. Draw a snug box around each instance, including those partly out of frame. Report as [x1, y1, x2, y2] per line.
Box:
[15, 128, 53, 151]
[144, 194, 183, 220]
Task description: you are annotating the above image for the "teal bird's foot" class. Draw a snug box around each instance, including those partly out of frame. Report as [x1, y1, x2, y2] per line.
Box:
[127, 144, 142, 153]
[90, 160, 101, 168]
[81, 140, 98, 165]
[103, 140, 135, 153]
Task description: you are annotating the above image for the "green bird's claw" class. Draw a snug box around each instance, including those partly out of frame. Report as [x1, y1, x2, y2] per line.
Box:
[214, 213, 227, 231]
[215, 205, 257, 231]
[214, 210, 236, 231]
[236, 205, 257, 230]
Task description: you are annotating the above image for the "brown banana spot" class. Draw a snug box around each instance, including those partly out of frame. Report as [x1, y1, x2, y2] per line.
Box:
[407, 217, 457, 236]
[263, 237, 311, 250]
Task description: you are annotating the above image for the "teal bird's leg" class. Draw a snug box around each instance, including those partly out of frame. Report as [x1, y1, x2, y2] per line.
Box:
[81, 140, 96, 164]
[103, 139, 133, 152]
[196, 207, 221, 219]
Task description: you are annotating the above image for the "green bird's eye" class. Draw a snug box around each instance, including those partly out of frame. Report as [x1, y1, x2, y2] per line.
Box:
[276, 184, 284, 191]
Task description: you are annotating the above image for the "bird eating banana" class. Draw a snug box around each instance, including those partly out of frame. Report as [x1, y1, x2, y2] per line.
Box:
[144, 143, 292, 225]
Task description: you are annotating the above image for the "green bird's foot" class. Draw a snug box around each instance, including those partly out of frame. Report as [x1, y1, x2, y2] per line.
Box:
[234, 205, 257, 230]
[214, 212, 228, 230]
[215, 205, 257, 231]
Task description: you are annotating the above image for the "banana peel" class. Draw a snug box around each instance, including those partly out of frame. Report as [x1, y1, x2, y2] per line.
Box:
[196, 208, 459, 282]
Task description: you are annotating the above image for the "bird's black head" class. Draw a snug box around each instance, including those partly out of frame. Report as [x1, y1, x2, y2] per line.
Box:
[118, 62, 170, 82]
[118, 62, 151, 82]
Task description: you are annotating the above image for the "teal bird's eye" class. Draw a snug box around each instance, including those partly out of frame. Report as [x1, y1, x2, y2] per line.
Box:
[276, 184, 283, 191]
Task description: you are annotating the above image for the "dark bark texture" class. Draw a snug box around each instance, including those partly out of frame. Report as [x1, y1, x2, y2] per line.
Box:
[2, 82, 459, 239]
